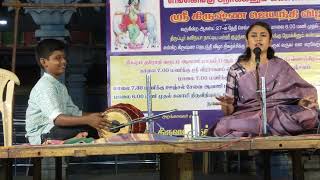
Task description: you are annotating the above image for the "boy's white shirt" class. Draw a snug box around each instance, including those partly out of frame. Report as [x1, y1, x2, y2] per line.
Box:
[25, 72, 82, 145]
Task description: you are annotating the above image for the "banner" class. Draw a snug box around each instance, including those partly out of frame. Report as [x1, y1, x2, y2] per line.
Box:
[106, 0, 320, 136]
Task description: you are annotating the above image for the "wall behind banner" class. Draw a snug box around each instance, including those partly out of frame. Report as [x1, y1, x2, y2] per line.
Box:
[106, 0, 320, 136]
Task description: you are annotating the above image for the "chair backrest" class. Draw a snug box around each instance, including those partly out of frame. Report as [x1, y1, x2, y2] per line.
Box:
[0, 68, 20, 146]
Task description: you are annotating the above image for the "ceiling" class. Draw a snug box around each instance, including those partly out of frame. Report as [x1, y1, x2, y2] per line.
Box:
[0, 1, 106, 33]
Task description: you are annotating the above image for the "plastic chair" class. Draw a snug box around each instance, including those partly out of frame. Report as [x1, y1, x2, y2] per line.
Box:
[0, 68, 20, 146]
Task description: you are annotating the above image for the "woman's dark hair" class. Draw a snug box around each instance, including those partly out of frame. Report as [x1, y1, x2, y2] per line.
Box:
[35, 39, 65, 69]
[237, 21, 275, 62]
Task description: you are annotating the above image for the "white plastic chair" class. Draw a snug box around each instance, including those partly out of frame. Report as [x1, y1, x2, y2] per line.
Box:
[0, 68, 20, 146]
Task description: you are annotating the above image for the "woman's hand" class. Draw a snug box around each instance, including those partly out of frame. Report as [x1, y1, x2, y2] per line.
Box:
[215, 95, 235, 115]
[298, 96, 318, 110]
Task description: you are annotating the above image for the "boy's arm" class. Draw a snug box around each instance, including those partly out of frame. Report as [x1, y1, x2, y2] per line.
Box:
[66, 94, 82, 116]
[54, 113, 111, 130]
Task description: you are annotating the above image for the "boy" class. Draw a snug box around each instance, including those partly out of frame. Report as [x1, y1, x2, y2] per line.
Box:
[25, 39, 110, 145]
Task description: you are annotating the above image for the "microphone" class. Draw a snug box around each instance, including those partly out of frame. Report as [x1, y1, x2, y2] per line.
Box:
[253, 47, 261, 65]
[108, 109, 177, 132]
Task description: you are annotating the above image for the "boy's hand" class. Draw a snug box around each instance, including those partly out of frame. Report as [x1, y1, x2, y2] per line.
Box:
[87, 113, 112, 130]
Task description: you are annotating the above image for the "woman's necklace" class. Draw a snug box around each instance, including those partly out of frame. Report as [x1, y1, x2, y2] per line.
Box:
[251, 61, 269, 100]
[251, 60, 269, 78]
[241, 59, 269, 77]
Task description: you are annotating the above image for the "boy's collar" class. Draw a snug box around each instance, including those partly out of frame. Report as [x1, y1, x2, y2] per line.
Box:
[43, 72, 65, 84]
[43, 72, 58, 80]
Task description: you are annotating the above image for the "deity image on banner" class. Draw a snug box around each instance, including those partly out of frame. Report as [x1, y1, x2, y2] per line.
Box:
[110, 0, 161, 52]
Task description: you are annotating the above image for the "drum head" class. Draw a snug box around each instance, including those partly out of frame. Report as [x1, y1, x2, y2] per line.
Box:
[99, 108, 131, 138]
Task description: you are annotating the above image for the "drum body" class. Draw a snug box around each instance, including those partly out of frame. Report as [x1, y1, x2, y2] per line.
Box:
[99, 103, 146, 138]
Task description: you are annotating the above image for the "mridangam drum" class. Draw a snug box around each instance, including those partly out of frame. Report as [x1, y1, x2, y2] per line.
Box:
[99, 103, 146, 138]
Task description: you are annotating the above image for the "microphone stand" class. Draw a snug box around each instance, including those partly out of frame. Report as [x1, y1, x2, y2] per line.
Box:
[260, 77, 268, 135]
[109, 109, 177, 132]
[254, 47, 268, 136]
[146, 74, 154, 133]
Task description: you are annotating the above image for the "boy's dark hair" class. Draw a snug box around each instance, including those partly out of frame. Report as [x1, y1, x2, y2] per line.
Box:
[35, 39, 65, 69]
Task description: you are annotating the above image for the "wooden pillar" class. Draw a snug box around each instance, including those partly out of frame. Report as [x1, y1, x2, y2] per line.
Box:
[0, 159, 13, 180]
[202, 152, 209, 174]
[291, 150, 304, 180]
[262, 151, 271, 180]
[32, 158, 42, 180]
[11, 6, 20, 73]
[55, 157, 62, 180]
[160, 153, 193, 180]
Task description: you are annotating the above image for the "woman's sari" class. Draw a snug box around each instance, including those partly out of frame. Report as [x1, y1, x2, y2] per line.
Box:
[209, 58, 318, 137]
